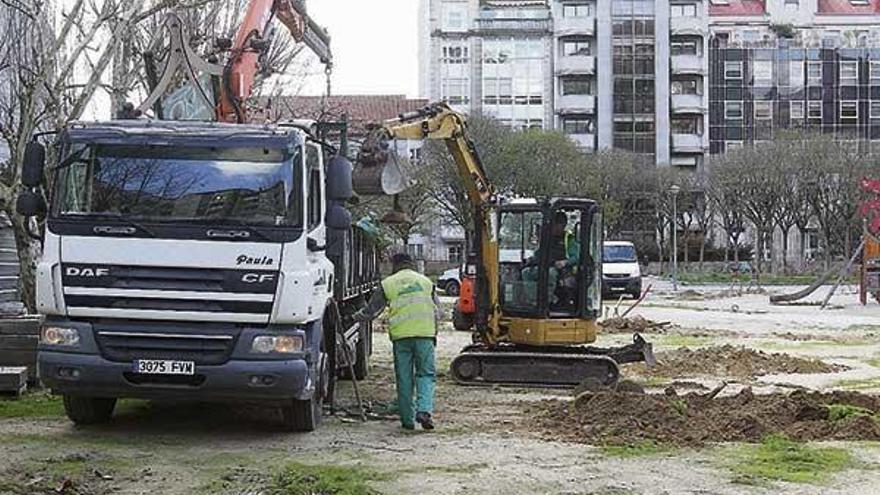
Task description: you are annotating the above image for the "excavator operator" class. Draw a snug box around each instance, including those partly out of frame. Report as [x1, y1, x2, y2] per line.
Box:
[523, 212, 580, 310]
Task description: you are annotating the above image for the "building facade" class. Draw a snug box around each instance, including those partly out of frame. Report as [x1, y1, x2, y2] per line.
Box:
[420, 0, 880, 169]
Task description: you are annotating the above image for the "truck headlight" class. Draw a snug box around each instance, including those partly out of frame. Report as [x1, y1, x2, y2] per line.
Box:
[251, 335, 303, 354]
[41, 326, 80, 346]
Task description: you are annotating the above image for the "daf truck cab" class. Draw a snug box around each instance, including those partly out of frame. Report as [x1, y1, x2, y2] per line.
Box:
[17, 120, 378, 431]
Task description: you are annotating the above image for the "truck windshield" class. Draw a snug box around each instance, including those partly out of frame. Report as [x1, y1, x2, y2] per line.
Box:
[53, 144, 301, 228]
[603, 245, 637, 263]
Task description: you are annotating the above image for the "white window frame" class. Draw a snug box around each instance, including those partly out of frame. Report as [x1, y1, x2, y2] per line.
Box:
[807, 61, 822, 85]
[808, 101, 823, 119]
[670, 3, 697, 17]
[871, 100, 880, 119]
[839, 61, 858, 86]
[840, 100, 858, 120]
[753, 60, 773, 86]
[725, 141, 743, 152]
[790, 101, 805, 120]
[754, 101, 773, 120]
[871, 61, 880, 83]
[725, 101, 744, 119]
[725, 61, 743, 79]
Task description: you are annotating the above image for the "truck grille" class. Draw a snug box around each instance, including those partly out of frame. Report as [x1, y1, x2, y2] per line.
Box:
[62, 263, 278, 321]
[95, 330, 236, 365]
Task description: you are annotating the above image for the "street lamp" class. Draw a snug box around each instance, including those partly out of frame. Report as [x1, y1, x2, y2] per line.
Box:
[669, 184, 681, 292]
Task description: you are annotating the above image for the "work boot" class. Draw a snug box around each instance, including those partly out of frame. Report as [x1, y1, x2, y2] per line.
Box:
[415, 412, 434, 430]
[401, 423, 415, 430]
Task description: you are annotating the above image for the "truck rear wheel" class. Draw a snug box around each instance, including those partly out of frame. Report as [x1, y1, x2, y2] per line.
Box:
[280, 352, 328, 432]
[63, 396, 116, 425]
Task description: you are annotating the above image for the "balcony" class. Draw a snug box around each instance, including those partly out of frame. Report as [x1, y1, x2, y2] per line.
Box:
[475, 18, 552, 34]
[671, 133, 705, 153]
[555, 55, 595, 75]
[567, 133, 596, 150]
[670, 16, 707, 37]
[671, 94, 707, 114]
[554, 16, 595, 37]
[671, 55, 705, 75]
[555, 95, 595, 114]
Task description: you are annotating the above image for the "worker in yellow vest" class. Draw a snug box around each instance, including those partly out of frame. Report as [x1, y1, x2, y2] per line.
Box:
[355, 253, 440, 430]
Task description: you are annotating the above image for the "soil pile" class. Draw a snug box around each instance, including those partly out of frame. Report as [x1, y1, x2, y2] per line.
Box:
[534, 388, 880, 447]
[627, 345, 846, 380]
[600, 315, 671, 334]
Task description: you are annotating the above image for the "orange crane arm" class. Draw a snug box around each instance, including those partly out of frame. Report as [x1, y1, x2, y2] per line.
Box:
[218, 0, 331, 123]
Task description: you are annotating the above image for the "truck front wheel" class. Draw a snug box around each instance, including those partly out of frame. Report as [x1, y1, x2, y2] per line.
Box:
[280, 352, 328, 432]
[63, 396, 116, 425]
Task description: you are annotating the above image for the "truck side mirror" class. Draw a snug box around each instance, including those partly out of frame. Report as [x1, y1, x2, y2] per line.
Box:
[16, 190, 47, 217]
[22, 141, 46, 187]
[325, 202, 351, 229]
[325, 155, 353, 201]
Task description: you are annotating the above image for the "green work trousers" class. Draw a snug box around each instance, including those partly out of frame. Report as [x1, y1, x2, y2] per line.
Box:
[392, 337, 436, 428]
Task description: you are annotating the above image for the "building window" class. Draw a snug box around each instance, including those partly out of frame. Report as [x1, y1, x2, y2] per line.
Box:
[871, 61, 880, 83]
[441, 78, 469, 105]
[753, 60, 773, 86]
[442, 2, 468, 31]
[671, 41, 698, 56]
[671, 79, 699, 95]
[482, 77, 512, 105]
[790, 101, 805, 120]
[808, 101, 823, 119]
[754, 101, 772, 120]
[448, 245, 463, 264]
[561, 38, 591, 57]
[840, 100, 858, 119]
[442, 44, 469, 64]
[562, 3, 592, 17]
[560, 77, 592, 96]
[807, 61, 822, 85]
[670, 3, 697, 16]
[725, 61, 743, 79]
[671, 116, 700, 134]
[562, 117, 593, 135]
[726, 141, 743, 152]
[785, 0, 799, 5]
[840, 61, 858, 86]
[725, 101, 743, 119]
[789, 61, 804, 88]
[871, 101, 880, 119]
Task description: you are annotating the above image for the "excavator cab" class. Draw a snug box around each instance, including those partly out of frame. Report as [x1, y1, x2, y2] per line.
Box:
[497, 199, 602, 322]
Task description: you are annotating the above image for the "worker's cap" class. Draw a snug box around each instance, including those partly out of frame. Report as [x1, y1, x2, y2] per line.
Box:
[391, 253, 414, 265]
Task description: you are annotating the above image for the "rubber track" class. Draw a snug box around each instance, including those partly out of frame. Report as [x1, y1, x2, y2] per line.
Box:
[450, 351, 620, 388]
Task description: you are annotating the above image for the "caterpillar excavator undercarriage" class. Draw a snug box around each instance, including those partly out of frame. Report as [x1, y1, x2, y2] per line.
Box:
[353, 103, 654, 388]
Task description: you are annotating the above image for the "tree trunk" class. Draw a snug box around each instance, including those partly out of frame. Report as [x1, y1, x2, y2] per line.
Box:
[699, 233, 706, 271]
[8, 212, 40, 313]
[780, 228, 789, 275]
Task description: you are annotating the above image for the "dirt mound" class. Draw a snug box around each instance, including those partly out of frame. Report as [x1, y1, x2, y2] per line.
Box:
[600, 315, 671, 334]
[626, 345, 846, 380]
[533, 388, 880, 447]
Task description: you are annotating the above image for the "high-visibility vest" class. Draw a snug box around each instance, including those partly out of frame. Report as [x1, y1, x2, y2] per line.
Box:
[381, 269, 436, 341]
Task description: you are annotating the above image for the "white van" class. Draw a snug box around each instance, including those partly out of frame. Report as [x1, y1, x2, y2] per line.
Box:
[602, 241, 642, 299]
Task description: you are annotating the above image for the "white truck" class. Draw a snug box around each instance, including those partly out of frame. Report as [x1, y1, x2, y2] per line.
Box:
[16, 119, 378, 431]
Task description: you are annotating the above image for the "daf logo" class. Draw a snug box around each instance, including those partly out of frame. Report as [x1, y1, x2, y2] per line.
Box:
[66, 267, 110, 277]
[242, 273, 275, 284]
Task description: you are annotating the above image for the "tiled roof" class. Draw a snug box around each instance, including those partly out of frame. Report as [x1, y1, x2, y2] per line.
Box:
[817, 0, 880, 14]
[709, 0, 767, 16]
[255, 95, 429, 136]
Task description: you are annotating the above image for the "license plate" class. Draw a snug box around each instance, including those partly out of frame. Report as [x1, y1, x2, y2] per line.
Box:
[133, 360, 195, 375]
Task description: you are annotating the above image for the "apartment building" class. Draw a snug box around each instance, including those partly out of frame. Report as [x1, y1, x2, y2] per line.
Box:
[420, 0, 880, 168]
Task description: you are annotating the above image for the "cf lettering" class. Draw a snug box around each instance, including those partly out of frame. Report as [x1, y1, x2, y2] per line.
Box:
[242, 274, 275, 283]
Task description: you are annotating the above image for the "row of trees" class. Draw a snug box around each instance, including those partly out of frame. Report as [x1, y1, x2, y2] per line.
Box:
[395, 116, 878, 275]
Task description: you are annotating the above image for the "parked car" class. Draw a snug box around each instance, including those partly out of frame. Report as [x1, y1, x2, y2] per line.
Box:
[437, 267, 462, 296]
[602, 241, 642, 299]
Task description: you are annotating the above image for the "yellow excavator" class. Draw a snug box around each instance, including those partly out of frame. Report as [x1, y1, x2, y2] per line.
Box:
[353, 103, 654, 387]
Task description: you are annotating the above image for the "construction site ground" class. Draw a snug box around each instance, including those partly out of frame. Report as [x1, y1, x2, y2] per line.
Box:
[3, 279, 880, 494]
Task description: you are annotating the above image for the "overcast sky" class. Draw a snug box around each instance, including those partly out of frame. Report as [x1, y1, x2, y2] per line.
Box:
[300, 0, 420, 97]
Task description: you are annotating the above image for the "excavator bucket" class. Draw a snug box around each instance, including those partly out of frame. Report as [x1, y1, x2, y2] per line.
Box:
[352, 136, 415, 196]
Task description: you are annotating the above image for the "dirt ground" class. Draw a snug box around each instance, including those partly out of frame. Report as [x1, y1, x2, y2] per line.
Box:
[3, 279, 880, 494]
